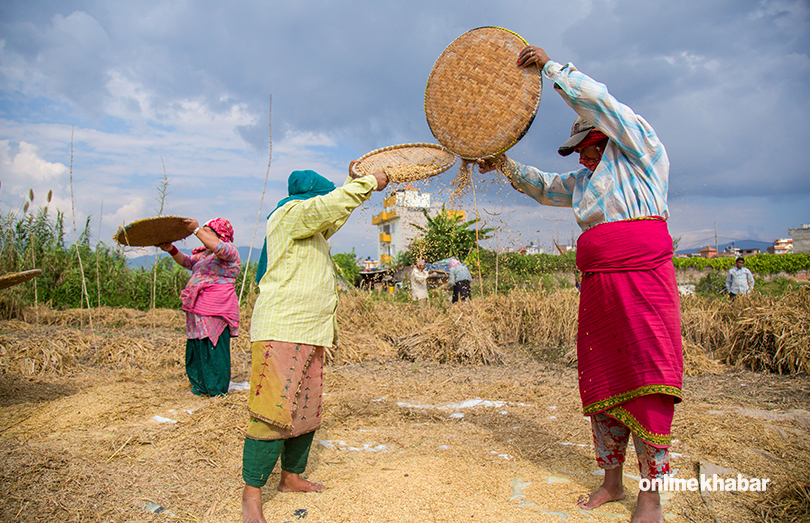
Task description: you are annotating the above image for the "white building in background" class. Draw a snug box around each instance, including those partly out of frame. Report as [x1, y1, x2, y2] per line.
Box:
[767, 238, 793, 255]
[788, 224, 810, 254]
[371, 185, 465, 264]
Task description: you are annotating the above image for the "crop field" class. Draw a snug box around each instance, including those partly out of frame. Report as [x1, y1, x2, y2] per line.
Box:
[1, 289, 809, 522]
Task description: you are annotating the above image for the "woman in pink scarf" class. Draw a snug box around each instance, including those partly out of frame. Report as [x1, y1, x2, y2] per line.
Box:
[160, 217, 240, 396]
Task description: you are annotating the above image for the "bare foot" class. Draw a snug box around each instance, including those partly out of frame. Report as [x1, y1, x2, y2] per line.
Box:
[278, 470, 325, 492]
[632, 490, 663, 523]
[577, 484, 626, 510]
[242, 485, 267, 523]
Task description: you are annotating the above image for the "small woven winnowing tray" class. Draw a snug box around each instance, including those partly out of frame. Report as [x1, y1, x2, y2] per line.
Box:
[0, 269, 42, 290]
[351, 143, 457, 182]
[114, 215, 192, 247]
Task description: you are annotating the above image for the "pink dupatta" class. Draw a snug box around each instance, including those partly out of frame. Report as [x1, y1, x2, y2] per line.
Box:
[181, 283, 239, 343]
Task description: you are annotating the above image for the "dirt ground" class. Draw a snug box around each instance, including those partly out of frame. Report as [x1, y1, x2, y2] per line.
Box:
[1, 320, 810, 522]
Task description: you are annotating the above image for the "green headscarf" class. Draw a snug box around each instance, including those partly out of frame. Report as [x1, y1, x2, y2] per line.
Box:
[255, 170, 336, 283]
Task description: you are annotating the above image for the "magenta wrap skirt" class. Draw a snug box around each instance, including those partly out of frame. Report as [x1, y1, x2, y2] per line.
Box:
[576, 217, 683, 448]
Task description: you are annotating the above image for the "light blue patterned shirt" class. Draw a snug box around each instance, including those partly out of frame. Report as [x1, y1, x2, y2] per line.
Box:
[501, 61, 670, 231]
[448, 263, 472, 284]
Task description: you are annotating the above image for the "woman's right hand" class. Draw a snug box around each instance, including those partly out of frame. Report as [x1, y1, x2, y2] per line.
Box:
[517, 45, 550, 69]
[182, 218, 199, 233]
[350, 160, 388, 190]
[476, 155, 507, 173]
[372, 171, 388, 191]
[158, 242, 173, 252]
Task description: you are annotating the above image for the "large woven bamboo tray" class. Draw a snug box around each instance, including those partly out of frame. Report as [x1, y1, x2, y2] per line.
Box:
[351, 143, 457, 183]
[114, 215, 192, 247]
[424, 26, 542, 160]
[0, 269, 42, 290]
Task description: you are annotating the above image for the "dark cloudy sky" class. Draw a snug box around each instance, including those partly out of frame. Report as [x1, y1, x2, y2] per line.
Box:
[1, 0, 808, 260]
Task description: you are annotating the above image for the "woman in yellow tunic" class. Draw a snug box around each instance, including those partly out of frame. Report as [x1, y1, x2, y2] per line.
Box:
[241, 164, 387, 523]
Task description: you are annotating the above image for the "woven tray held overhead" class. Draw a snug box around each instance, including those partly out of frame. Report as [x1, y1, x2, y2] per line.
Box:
[114, 215, 192, 247]
[352, 143, 457, 183]
[425, 26, 542, 160]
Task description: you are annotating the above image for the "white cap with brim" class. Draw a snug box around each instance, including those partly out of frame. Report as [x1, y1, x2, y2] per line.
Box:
[558, 116, 595, 157]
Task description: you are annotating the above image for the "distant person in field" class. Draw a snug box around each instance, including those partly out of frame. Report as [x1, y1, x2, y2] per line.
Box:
[478, 45, 682, 523]
[410, 258, 430, 305]
[159, 217, 240, 397]
[726, 257, 754, 299]
[447, 258, 471, 302]
[241, 164, 388, 523]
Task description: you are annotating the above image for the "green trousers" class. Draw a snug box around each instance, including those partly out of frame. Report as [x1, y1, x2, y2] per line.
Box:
[185, 327, 231, 396]
[242, 431, 315, 488]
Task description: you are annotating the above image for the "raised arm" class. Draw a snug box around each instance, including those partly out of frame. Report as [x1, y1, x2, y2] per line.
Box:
[477, 155, 579, 208]
[543, 60, 663, 162]
[279, 164, 387, 240]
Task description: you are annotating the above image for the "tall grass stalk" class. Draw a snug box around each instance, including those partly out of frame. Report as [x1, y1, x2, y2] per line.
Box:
[68, 126, 94, 335]
[96, 200, 103, 308]
[26, 189, 39, 322]
[240, 95, 272, 303]
[152, 158, 169, 311]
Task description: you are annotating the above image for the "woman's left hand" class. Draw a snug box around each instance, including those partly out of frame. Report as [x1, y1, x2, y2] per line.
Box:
[182, 218, 199, 233]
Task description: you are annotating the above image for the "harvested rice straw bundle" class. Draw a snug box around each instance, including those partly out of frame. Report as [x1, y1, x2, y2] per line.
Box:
[395, 303, 505, 365]
[718, 290, 810, 374]
[351, 143, 457, 183]
[681, 339, 725, 376]
[679, 295, 735, 353]
[757, 478, 810, 523]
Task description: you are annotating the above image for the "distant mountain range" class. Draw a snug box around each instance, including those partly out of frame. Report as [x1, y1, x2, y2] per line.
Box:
[676, 239, 773, 255]
[126, 246, 259, 268]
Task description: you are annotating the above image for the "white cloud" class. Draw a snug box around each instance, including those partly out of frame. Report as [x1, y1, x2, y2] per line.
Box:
[0, 140, 68, 208]
[108, 197, 147, 233]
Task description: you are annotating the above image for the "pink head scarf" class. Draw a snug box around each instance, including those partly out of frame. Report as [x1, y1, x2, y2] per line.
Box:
[192, 217, 234, 253]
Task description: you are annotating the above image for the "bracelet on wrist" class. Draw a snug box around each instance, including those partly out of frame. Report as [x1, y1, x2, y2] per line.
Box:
[168, 245, 179, 256]
[193, 226, 201, 235]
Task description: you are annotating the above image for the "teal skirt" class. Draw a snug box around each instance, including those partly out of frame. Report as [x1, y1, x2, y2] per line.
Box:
[185, 327, 231, 396]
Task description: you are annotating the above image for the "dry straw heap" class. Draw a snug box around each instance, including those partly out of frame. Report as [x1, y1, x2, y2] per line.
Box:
[4, 289, 809, 378]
